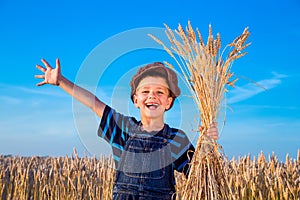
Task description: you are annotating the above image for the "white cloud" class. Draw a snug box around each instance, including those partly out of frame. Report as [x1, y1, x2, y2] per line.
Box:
[0, 83, 68, 97]
[0, 95, 22, 104]
[227, 72, 287, 104]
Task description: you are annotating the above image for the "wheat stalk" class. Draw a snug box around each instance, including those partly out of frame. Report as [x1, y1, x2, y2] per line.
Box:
[149, 21, 251, 199]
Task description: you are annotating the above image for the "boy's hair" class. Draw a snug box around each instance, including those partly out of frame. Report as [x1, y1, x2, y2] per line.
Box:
[130, 62, 181, 110]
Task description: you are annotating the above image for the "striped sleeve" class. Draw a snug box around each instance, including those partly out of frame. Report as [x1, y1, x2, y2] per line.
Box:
[170, 128, 195, 177]
[97, 105, 136, 163]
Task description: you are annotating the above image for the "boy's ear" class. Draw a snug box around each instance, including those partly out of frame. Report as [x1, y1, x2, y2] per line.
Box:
[133, 94, 139, 108]
[165, 97, 173, 110]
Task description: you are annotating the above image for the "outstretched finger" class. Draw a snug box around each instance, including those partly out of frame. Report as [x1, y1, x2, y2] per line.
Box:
[56, 58, 60, 68]
[36, 81, 46, 86]
[36, 64, 46, 72]
[56, 58, 61, 72]
[41, 58, 52, 70]
[35, 75, 45, 79]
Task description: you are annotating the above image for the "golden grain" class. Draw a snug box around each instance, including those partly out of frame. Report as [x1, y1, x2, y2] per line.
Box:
[149, 21, 300, 200]
[0, 150, 115, 200]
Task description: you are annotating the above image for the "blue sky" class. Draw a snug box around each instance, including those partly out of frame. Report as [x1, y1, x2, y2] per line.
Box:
[0, 0, 299, 161]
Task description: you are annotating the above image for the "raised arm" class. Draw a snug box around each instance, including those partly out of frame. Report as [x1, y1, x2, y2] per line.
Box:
[35, 58, 106, 118]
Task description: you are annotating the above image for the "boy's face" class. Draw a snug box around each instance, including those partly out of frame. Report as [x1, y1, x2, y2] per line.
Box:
[133, 76, 173, 119]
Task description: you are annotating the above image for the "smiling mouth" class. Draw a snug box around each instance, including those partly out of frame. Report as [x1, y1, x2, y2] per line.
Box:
[146, 103, 159, 109]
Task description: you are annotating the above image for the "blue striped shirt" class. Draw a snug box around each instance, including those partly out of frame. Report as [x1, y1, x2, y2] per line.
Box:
[98, 105, 194, 175]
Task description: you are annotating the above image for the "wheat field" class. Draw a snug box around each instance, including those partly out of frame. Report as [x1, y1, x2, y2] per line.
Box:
[0, 149, 115, 200]
[0, 149, 299, 200]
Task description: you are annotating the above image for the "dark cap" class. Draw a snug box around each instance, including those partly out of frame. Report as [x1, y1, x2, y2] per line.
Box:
[130, 62, 181, 110]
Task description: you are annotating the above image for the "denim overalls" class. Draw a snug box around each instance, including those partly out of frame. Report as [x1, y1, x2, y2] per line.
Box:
[112, 124, 176, 200]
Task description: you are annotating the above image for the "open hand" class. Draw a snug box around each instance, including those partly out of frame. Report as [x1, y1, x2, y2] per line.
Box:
[35, 58, 61, 86]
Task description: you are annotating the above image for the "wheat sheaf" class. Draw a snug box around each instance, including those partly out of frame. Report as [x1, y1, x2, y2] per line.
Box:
[149, 21, 251, 200]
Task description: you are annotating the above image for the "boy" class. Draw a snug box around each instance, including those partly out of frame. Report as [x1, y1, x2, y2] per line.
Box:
[35, 58, 219, 200]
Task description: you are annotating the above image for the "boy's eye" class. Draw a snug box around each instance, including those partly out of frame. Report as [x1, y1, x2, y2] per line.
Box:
[141, 90, 149, 94]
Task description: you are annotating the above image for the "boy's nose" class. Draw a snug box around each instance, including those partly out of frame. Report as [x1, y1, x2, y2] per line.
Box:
[148, 91, 157, 99]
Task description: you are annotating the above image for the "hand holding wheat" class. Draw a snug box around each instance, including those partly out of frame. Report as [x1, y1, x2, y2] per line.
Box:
[206, 122, 219, 140]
